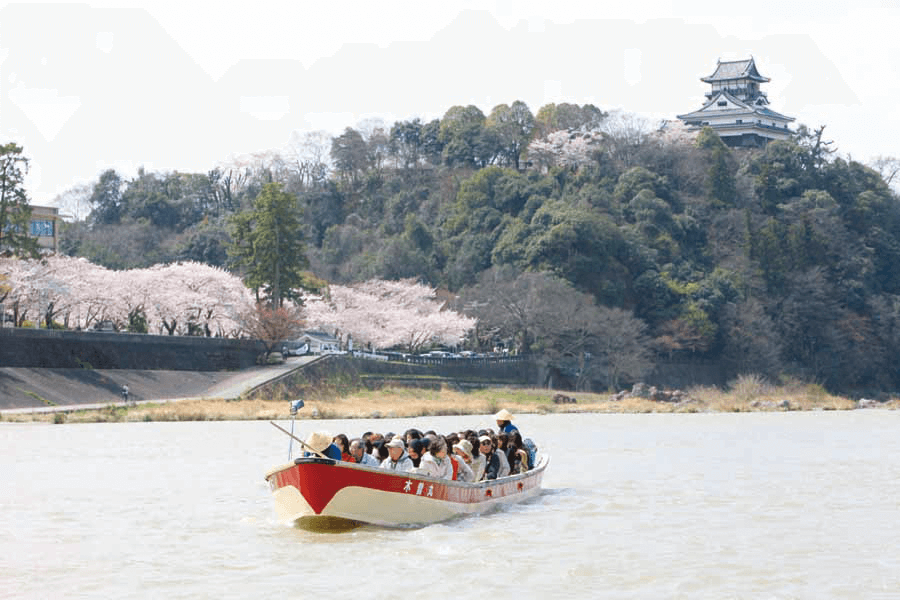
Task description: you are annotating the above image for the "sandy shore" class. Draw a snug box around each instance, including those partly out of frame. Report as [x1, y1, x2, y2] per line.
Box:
[2, 384, 896, 424]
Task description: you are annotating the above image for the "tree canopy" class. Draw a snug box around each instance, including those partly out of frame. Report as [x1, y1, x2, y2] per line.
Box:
[0, 143, 39, 257]
[228, 183, 309, 306]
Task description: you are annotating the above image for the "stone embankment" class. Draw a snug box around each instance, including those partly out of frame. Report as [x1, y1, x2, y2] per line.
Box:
[609, 382, 691, 403]
[552, 393, 578, 404]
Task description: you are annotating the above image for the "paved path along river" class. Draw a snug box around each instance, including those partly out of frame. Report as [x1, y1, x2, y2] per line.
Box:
[1, 355, 317, 414]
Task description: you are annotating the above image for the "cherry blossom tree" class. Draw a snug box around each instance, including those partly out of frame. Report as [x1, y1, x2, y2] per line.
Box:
[527, 130, 603, 172]
[0, 256, 254, 334]
[304, 278, 476, 352]
[0, 261, 474, 350]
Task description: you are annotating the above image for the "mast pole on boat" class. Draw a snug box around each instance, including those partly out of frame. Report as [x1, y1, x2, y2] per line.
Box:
[288, 398, 304, 460]
[271, 418, 330, 460]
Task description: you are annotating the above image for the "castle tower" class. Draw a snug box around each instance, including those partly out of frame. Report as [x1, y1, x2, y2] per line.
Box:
[677, 58, 795, 146]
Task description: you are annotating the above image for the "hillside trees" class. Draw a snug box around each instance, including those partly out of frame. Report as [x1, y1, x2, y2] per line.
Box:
[45, 99, 900, 391]
[88, 169, 125, 226]
[696, 127, 736, 205]
[439, 105, 488, 168]
[228, 183, 309, 307]
[485, 101, 535, 169]
[0, 143, 39, 257]
[461, 268, 651, 390]
[330, 127, 369, 183]
[532, 102, 606, 138]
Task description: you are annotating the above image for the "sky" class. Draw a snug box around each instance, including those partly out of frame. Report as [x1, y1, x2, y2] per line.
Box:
[1, 1, 899, 207]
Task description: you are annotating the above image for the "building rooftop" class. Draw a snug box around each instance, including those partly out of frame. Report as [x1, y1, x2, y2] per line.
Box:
[678, 90, 794, 123]
[701, 58, 770, 84]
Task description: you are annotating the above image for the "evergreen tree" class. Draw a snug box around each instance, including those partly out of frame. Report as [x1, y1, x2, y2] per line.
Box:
[228, 183, 309, 307]
[0, 143, 39, 257]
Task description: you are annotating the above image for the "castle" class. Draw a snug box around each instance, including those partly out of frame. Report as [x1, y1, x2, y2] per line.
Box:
[677, 58, 794, 147]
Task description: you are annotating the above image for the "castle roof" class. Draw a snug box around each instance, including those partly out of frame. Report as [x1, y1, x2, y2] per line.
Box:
[701, 58, 770, 84]
[677, 90, 794, 122]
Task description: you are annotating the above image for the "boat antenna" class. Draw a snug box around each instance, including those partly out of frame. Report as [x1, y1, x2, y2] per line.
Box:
[288, 398, 304, 460]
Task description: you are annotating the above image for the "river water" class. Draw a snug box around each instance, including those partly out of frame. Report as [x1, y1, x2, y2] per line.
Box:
[3, 411, 899, 599]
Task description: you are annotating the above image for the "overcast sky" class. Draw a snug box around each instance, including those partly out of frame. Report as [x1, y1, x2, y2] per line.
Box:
[2, 1, 898, 205]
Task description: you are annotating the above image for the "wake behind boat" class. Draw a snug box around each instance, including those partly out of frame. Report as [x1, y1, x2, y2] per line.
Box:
[265, 452, 548, 530]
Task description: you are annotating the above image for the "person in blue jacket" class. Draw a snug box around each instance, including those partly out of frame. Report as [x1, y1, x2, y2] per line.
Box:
[303, 431, 342, 460]
[494, 408, 519, 434]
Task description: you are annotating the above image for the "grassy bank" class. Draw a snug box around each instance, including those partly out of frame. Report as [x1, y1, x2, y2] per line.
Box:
[2, 382, 897, 424]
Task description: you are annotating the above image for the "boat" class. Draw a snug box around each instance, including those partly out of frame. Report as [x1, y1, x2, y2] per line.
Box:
[264, 453, 549, 530]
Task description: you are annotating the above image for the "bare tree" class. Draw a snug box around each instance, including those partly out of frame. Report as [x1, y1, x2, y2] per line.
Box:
[240, 302, 305, 362]
[463, 267, 652, 390]
[600, 110, 656, 168]
[870, 155, 900, 193]
[719, 298, 783, 378]
[592, 306, 653, 391]
[285, 130, 332, 190]
[51, 183, 94, 222]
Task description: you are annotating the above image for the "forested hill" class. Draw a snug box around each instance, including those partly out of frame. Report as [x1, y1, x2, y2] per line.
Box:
[58, 104, 900, 392]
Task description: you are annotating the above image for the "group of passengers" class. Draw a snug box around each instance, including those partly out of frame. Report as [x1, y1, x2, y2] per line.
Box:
[301, 409, 537, 482]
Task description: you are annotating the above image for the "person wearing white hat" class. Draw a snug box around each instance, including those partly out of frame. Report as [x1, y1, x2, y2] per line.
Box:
[494, 408, 519, 434]
[451, 439, 476, 483]
[380, 436, 414, 472]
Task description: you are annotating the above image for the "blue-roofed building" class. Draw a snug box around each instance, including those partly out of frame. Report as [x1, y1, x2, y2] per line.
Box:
[677, 58, 795, 147]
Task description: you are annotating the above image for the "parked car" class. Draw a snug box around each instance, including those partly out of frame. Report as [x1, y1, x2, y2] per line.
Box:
[281, 342, 309, 356]
[91, 320, 116, 332]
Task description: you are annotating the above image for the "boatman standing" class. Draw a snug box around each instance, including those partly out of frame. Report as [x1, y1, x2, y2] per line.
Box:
[303, 431, 342, 460]
[494, 408, 518, 434]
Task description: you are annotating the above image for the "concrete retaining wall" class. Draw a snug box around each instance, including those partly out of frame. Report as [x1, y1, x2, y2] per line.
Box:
[0, 327, 264, 371]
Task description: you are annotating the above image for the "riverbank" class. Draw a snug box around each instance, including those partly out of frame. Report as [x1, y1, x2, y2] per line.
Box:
[2, 383, 896, 424]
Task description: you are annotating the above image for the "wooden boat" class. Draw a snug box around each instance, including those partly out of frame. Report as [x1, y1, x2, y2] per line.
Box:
[264, 453, 549, 530]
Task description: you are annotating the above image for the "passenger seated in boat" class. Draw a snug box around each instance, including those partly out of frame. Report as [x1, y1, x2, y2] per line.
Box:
[303, 431, 342, 460]
[494, 434, 511, 478]
[373, 440, 389, 463]
[494, 408, 519, 434]
[507, 442, 528, 475]
[404, 428, 424, 445]
[349, 438, 380, 467]
[479, 435, 502, 480]
[451, 439, 476, 482]
[509, 431, 534, 470]
[416, 436, 454, 479]
[333, 434, 352, 462]
[380, 437, 414, 472]
[466, 434, 486, 481]
[407, 438, 429, 468]
[368, 432, 385, 448]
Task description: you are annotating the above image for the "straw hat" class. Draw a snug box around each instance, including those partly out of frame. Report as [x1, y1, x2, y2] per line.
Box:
[305, 431, 332, 453]
[453, 439, 473, 460]
[386, 437, 405, 449]
[494, 408, 514, 421]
